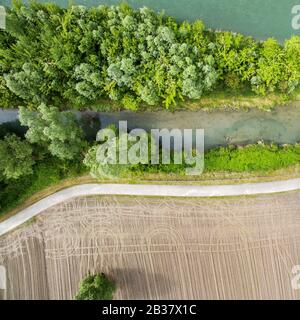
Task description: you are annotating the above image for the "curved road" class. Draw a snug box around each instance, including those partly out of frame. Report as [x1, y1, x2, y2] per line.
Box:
[1, 179, 300, 236]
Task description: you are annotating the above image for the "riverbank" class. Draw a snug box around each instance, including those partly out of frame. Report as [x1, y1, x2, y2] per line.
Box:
[87, 89, 300, 113]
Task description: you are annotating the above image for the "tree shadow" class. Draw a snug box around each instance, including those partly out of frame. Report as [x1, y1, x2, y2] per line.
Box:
[111, 267, 173, 299]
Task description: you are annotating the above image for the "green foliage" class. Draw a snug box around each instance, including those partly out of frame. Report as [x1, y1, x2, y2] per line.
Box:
[0, 134, 34, 179]
[212, 32, 258, 90]
[83, 144, 128, 179]
[83, 125, 143, 179]
[85, 136, 300, 179]
[251, 39, 284, 94]
[282, 36, 300, 93]
[75, 273, 116, 300]
[19, 104, 85, 160]
[143, 142, 300, 174]
[4, 63, 46, 103]
[205, 143, 300, 172]
[2, 2, 298, 110]
[0, 76, 20, 108]
[0, 156, 86, 214]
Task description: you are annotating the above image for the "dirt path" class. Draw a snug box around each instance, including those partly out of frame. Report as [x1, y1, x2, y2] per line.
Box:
[2, 179, 300, 237]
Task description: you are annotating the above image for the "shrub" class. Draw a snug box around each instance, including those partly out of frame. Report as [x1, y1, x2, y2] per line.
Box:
[75, 273, 116, 300]
[0, 156, 86, 214]
[250, 39, 285, 95]
[84, 136, 300, 179]
[204, 143, 300, 172]
[0, 134, 35, 180]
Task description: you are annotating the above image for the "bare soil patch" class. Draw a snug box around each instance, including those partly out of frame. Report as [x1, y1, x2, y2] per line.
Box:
[1, 193, 300, 299]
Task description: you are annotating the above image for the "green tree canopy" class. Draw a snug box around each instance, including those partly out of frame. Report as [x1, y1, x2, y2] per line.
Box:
[19, 104, 85, 160]
[75, 273, 116, 300]
[2, 2, 299, 111]
[0, 133, 34, 179]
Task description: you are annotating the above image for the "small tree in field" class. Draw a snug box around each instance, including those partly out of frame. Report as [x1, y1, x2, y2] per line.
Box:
[75, 273, 116, 300]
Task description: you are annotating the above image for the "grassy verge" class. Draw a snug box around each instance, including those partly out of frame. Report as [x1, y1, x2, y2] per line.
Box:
[1, 164, 300, 224]
[178, 89, 300, 111]
[2, 143, 300, 222]
[0, 157, 87, 218]
[5, 88, 300, 112]
[113, 164, 300, 185]
[76, 88, 300, 113]
[0, 174, 94, 223]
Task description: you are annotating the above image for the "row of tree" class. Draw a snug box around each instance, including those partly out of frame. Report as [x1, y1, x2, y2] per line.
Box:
[1, 2, 300, 110]
[0, 103, 185, 181]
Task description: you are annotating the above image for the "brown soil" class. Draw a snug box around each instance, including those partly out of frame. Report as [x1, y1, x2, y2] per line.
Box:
[1, 193, 300, 299]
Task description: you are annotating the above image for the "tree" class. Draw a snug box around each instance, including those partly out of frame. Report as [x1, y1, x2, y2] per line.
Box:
[19, 104, 85, 160]
[4, 63, 46, 103]
[283, 36, 300, 93]
[84, 135, 133, 180]
[251, 38, 285, 95]
[0, 134, 34, 179]
[83, 124, 151, 179]
[75, 273, 116, 300]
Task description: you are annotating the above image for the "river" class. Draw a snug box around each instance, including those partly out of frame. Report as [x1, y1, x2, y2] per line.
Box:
[1, 102, 300, 150]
